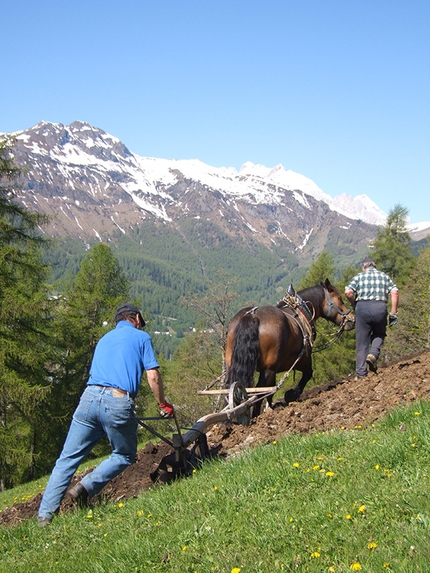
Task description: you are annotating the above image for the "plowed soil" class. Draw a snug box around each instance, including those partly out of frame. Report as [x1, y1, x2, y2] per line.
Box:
[1, 349, 429, 527]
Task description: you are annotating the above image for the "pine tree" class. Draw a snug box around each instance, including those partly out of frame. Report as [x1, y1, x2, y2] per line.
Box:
[297, 250, 336, 289]
[0, 139, 54, 488]
[41, 243, 130, 461]
[382, 242, 430, 362]
[371, 204, 415, 285]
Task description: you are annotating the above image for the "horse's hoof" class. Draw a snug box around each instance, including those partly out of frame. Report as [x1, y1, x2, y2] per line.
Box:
[284, 389, 299, 404]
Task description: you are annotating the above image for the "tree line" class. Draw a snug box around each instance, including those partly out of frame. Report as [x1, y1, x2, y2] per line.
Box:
[1, 138, 429, 490]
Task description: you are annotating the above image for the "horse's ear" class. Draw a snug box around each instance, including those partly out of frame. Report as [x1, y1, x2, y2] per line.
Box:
[324, 278, 332, 289]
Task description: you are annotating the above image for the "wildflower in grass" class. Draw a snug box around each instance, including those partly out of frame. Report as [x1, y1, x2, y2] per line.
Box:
[414, 411, 421, 416]
[289, 517, 294, 522]
[346, 514, 352, 520]
[327, 513, 333, 519]
[382, 562, 390, 568]
[137, 510, 143, 516]
[375, 464, 380, 470]
[313, 465, 320, 470]
[327, 567, 335, 572]
[367, 541, 377, 549]
[87, 512, 93, 519]
[326, 471, 335, 477]
[357, 505, 366, 514]
[311, 551, 320, 558]
[231, 568, 241, 573]
[337, 457, 343, 461]
[272, 440, 277, 445]
[182, 546, 187, 551]
[349, 563, 362, 570]
[293, 462, 299, 468]
[213, 486, 218, 491]
[118, 502, 124, 508]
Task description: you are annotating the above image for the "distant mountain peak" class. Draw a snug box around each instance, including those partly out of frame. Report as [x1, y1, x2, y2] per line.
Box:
[4, 120, 394, 251]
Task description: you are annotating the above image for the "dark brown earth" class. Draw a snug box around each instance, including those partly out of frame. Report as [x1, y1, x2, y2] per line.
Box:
[1, 349, 429, 527]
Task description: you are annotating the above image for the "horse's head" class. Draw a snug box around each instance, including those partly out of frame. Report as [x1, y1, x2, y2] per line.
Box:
[320, 279, 355, 331]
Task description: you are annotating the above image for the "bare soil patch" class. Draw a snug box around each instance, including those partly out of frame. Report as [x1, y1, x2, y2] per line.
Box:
[1, 349, 429, 527]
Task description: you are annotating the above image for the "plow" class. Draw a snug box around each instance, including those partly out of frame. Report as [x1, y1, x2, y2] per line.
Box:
[136, 382, 278, 482]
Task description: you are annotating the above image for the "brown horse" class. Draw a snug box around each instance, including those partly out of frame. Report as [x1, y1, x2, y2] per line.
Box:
[225, 279, 355, 413]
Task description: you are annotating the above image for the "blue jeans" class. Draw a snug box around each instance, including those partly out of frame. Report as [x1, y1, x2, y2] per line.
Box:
[355, 300, 387, 378]
[38, 385, 137, 520]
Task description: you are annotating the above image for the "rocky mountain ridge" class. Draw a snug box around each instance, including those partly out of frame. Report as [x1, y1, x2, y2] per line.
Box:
[4, 121, 390, 262]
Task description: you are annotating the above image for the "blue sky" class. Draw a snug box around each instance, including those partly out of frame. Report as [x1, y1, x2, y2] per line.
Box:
[2, 1, 429, 224]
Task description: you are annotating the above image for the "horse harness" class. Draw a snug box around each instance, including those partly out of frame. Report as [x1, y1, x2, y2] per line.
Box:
[276, 290, 316, 348]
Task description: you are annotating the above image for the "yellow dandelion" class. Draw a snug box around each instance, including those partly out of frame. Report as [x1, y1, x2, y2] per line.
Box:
[137, 510, 143, 516]
[182, 546, 187, 551]
[327, 513, 333, 519]
[350, 563, 362, 570]
[231, 568, 241, 573]
[337, 457, 343, 461]
[326, 471, 335, 477]
[382, 562, 390, 568]
[289, 517, 294, 522]
[213, 486, 218, 491]
[311, 551, 321, 558]
[118, 502, 124, 508]
[358, 505, 366, 513]
[97, 522, 103, 527]
[375, 464, 380, 470]
[87, 513, 93, 519]
[293, 462, 299, 468]
[414, 411, 421, 416]
[368, 541, 377, 549]
[313, 465, 320, 470]
[328, 567, 335, 572]
[272, 440, 277, 445]
[346, 514, 352, 520]
[147, 513, 152, 518]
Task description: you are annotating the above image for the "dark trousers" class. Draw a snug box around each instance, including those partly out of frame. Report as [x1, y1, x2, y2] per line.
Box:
[355, 300, 387, 377]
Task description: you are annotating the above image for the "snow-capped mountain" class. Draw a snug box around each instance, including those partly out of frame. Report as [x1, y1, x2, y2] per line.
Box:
[2, 121, 395, 262]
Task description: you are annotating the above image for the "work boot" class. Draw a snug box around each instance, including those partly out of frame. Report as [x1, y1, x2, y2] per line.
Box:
[67, 482, 89, 507]
[38, 516, 52, 527]
[366, 354, 378, 373]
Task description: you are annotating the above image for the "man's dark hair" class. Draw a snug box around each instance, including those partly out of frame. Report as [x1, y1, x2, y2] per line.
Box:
[114, 303, 145, 327]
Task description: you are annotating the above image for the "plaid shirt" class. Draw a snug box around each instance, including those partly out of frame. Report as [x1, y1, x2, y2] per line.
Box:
[346, 267, 398, 302]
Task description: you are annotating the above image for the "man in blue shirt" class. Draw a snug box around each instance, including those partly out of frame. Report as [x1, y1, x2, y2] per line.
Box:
[38, 304, 173, 527]
[345, 258, 399, 380]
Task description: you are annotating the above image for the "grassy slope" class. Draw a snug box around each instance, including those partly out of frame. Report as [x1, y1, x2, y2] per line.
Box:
[1, 401, 429, 572]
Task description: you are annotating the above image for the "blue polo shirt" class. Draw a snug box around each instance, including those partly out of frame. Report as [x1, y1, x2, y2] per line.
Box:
[88, 320, 159, 397]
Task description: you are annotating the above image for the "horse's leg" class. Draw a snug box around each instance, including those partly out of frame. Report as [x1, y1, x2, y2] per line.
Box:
[284, 361, 313, 404]
[252, 370, 276, 417]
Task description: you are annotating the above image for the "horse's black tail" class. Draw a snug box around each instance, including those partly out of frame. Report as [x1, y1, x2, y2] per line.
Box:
[226, 313, 260, 388]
